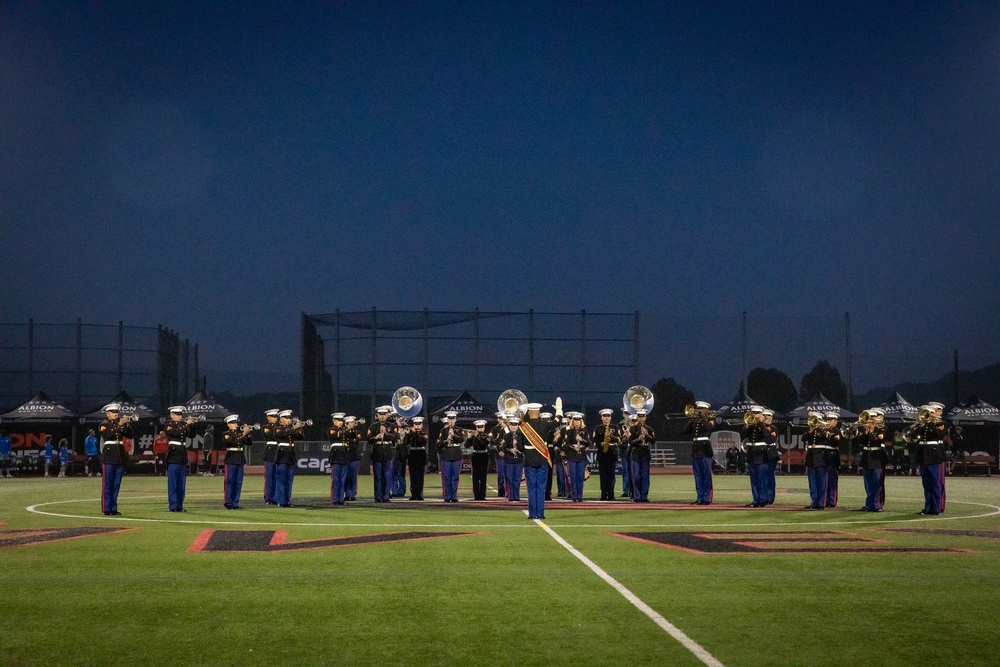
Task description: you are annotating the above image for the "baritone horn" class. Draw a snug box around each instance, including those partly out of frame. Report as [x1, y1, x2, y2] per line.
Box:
[498, 389, 528, 416]
[623, 385, 654, 416]
[392, 386, 423, 419]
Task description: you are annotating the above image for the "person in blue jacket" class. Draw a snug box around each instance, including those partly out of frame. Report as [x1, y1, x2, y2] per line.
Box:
[43, 435, 55, 477]
[0, 430, 13, 478]
[84, 429, 100, 477]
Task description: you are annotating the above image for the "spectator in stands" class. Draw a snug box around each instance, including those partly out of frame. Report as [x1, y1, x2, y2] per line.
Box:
[0, 430, 12, 478]
[84, 429, 101, 477]
[43, 435, 55, 477]
[58, 438, 71, 477]
[152, 430, 168, 476]
[201, 425, 215, 476]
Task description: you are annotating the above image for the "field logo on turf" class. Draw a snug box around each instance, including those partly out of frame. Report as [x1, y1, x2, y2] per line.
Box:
[0, 526, 139, 549]
[612, 531, 975, 554]
[188, 529, 482, 552]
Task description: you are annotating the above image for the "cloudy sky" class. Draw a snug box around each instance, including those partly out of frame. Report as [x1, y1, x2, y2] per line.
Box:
[2, 2, 998, 402]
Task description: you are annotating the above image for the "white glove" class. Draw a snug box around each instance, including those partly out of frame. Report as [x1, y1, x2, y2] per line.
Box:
[554, 397, 563, 418]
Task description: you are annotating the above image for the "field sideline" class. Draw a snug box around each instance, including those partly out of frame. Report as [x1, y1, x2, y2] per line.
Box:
[3, 472, 1000, 666]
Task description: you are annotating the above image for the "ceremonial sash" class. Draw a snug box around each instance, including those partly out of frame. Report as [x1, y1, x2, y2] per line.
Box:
[519, 422, 552, 466]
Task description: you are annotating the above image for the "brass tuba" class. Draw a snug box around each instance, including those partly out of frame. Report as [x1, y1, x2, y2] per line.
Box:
[497, 389, 528, 416]
[392, 386, 423, 419]
[623, 386, 654, 417]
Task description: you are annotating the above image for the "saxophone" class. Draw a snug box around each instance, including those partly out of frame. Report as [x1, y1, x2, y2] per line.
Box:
[602, 426, 611, 454]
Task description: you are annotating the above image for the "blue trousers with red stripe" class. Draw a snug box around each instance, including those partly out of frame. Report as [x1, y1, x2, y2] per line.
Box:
[825, 464, 839, 508]
[525, 465, 547, 519]
[224, 464, 244, 508]
[263, 461, 276, 503]
[806, 465, 828, 509]
[568, 460, 586, 501]
[495, 458, 506, 496]
[166, 463, 187, 511]
[101, 464, 124, 513]
[504, 461, 523, 501]
[862, 467, 884, 511]
[330, 464, 348, 504]
[345, 460, 360, 500]
[921, 462, 946, 514]
[692, 456, 713, 504]
[440, 459, 461, 501]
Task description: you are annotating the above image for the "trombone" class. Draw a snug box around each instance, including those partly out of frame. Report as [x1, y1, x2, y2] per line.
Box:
[685, 404, 717, 420]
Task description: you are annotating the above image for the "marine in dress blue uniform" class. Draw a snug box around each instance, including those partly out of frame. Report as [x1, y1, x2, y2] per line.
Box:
[344, 416, 363, 500]
[685, 402, 716, 505]
[274, 410, 303, 507]
[761, 409, 779, 506]
[261, 409, 281, 505]
[502, 416, 524, 502]
[855, 409, 888, 512]
[908, 403, 947, 515]
[824, 412, 842, 508]
[742, 407, 769, 508]
[98, 403, 131, 515]
[520, 403, 553, 520]
[490, 413, 507, 498]
[628, 410, 655, 502]
[368, 407, 398, 502]
[391, 412, 409, 498]
[163, 406, 193, 512]
[594, 409, 621, 501]
[328, 413, 351, 505]
[405, 417, 428, 500]
[221, 414, 252, 509]
[563, 412, 590, 502]
[469, 420, 491, 501]
[802, 413, 833, 510]
[437, 411, 464, 502]
[618, 408, 633, 498]
[553, 416, 570, 498]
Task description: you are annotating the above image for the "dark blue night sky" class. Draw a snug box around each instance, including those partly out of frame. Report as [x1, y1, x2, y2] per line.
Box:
[2, 2, 998, 402]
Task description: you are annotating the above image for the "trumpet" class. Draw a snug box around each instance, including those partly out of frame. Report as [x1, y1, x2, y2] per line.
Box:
[241, 423, 262, 432]
[117, 414, 140, 423]
[291, 418, 314, 429]
[806, 414, 824, 430]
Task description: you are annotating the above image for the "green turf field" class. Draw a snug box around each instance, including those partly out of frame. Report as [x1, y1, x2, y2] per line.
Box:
[3, 472, 999, 666]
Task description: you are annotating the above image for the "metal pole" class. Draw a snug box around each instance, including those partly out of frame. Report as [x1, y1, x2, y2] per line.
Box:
[76, 318, 82, 412]
[422, 308, 429, 419]
[371, 307, 377, 417]
[183, 339, 189, 399]
[741, 311, 748, 397]
[194, 343, 200, 394]
[473, 308, 480, 397]
[580, 310, 587, 414]
[633, 312, 641, 385]
[845, 312, 853, 409]
[954, 349, 959, 406]
[117, 321, 124, 394]
[528, 309, 535, 393]
[334, 309, 341, 412]
[28, 318, 34, 396]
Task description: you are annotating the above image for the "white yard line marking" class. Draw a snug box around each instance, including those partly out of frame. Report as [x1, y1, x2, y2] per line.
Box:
[529, 510, 725, 667]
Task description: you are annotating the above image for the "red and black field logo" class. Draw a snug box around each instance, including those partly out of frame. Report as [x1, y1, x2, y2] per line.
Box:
[612, 531, 975, 555]
[188, 530, 481, 553]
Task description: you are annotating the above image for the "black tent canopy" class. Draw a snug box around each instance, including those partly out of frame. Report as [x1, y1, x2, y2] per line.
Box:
[0, 391, 76, 424]
[787, 394, 857, 422]
[184, 391, 233, 422]
[878, 392, 919, 424]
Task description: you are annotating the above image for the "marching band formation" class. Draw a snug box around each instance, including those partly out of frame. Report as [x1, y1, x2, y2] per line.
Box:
[93, 387, 950, 519]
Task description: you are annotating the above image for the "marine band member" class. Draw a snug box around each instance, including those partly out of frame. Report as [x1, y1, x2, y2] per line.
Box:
[490, 412, 507, 498]
[99, 403, 132, 516]
[685, 402, 716, 505]
[469, 419, 491, 501]
[563, 412, 590, 502]
[404, 417, 428, 500]
[855, 409, 887, 512]
[164, 406, 194, 512]
[594, 408, 621, 501]
[627, 409, 655, 503]
[908, 402, 947, 515]
[368, 406, 398, 502]
[344, 416, 363, 501]
[437, 411, 464, 502]
[221, 414, 252, 509]
[328, 413, 351, 505]
[520, 403, 554, 520]
[261, 409, 281, 505]
[502, 414, 524, 502]
[274, 409, 303, 507]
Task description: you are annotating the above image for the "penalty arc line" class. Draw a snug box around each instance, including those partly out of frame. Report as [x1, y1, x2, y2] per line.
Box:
[530, 511, 725, 667]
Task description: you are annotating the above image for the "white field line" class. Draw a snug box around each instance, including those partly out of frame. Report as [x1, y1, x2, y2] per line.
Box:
[23, 497, 1000, 529]
[530, 510, 724, 667]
